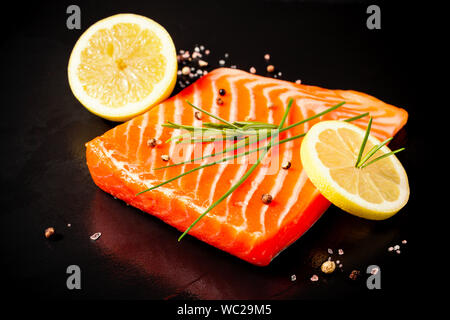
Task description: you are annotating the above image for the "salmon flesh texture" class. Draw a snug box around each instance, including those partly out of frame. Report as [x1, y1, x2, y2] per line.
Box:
[85, 68, 408, 266]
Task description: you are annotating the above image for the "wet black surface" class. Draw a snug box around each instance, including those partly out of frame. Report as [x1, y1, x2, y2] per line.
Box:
[1, 0, 428, 300]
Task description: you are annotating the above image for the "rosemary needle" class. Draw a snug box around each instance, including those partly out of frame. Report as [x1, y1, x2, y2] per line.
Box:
[353, 115, 405, 169]
[186, 100, 240, 129]
[355, 116, 373, 168]
[359, 148, 405, 168]
[357, 136, 393, 167]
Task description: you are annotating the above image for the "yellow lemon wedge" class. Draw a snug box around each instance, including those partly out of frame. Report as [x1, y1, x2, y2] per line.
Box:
[300, 120, 409, 220]
[68, 14, 177, 121]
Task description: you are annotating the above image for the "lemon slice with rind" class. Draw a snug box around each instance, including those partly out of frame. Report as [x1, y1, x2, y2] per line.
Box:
[300, 120, 409, 220]
[68, 14, 177, 121]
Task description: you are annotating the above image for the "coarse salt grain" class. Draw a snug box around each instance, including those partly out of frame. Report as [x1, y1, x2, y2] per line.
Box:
[264, 53, 270, 60]
[250, 67, 256, 74]
[394, 245, 400, 250]
[310, 275, 319, 282]
[338, 249, 344, 255]
[291, 274, 296, 282]
[198, 60, 208, 67]
[388, 247, 394, 252]
[327, 248, 333, 254]
[90, 232, 102, 241]
[402, 240, 407, 244]
[295, 79, 302, 84]
[219, 59, 225, 66]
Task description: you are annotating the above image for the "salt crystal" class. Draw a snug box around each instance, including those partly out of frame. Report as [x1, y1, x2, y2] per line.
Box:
[402, 240, 407, 244]
[295, 79, 302, 84]
[310, 274, 319, 282]
[338, 249, 344, 255]
[250, 67, 256, 74]
[219, 59, 225, 66]
[291, 274, 296, 282]
[90, 232, 102, 241]
[327, 248, 333, 254]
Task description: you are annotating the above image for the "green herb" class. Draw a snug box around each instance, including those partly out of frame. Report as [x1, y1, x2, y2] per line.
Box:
[355, 117, 373, 167]
[355, 116, 404, 169]
[177, 99, 294, 241]
[155, 103, 360, 171]
[137, 99, 357, 240]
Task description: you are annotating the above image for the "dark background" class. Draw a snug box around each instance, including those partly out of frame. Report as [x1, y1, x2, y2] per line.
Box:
[1, 0, 430, 303]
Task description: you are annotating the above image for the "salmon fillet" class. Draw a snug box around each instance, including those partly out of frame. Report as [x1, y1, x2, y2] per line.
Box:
[86, 68, 408, 266]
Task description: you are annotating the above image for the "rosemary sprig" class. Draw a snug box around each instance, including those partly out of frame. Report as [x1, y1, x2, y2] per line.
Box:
[155, 102, 358, 171]
[136, 99, 369, 241]
[177, 99, 294, 241]
[355, 116, 405, 169]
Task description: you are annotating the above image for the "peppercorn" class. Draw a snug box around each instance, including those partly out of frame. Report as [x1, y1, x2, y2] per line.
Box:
[321, 260, 336, 274]
[219, 89, 226, 96]
[281, 161, 291, 170]
[45, 227, 55, 239]
[194, 111, 202, 120]
[349, 270, 360, 280]
[261, 193, 273, 204]
[147, 138, 158, 147]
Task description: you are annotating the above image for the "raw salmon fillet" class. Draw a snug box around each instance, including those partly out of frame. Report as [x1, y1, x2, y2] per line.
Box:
[86, 68, 408, 266]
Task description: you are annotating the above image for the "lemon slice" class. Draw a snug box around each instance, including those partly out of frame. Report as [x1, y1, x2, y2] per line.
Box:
[68, 14, 177, 121]
[300, 120, 409, 220]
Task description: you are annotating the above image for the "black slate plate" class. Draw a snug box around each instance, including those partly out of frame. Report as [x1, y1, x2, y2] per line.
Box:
[1, 0, 428, 301]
